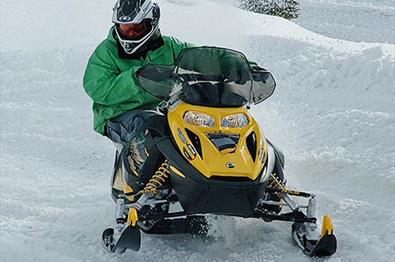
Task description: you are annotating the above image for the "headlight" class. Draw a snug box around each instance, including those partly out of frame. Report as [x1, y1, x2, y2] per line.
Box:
[184, 111, 215, 127]
[221, 113, 249, 128]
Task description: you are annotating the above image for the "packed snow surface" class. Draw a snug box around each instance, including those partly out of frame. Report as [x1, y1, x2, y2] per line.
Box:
[1, 0, 394, 261]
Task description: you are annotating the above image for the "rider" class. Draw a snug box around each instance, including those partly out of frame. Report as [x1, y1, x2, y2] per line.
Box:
[83, 0, 261, 200]
[83, 0, 193, 197]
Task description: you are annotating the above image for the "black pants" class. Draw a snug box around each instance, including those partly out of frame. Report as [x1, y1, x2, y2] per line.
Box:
[106, 110, 164, 186]
[106, 110, 161, 144]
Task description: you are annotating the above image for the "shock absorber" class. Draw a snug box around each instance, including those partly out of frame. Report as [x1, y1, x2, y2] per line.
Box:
[143, 160, 170, 194]
[268, 174, 299, 211]
[268, 174, 287, 195]
[133, 160, 171, 211]
[269, 174, 313, 198]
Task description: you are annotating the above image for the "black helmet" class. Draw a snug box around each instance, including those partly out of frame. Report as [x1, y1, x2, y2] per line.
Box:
[112, 0, 160, 54]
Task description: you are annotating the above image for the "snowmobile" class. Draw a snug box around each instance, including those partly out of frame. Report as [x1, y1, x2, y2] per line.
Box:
[102, 46, 337, 257]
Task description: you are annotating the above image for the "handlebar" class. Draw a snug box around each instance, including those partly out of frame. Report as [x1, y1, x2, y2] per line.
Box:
[177, 73, 225, 82]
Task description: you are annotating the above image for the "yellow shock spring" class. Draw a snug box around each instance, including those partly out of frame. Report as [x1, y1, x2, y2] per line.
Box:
[142, 160, 170, 194]
[268, 174, 287, 195]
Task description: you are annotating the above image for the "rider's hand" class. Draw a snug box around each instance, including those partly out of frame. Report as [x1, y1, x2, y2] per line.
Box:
[251, 65, 270, 82]
[222, 56, 251, 85]
[225, 68, 251, 85]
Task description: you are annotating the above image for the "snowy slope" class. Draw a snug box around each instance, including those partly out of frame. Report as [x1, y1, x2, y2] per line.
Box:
[213, 0, 395, 44]
[1, 0, 394, 262]
[296, 0, 395, 44]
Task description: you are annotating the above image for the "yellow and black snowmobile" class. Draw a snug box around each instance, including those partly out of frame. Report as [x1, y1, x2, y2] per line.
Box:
[102, 47, 337, 257]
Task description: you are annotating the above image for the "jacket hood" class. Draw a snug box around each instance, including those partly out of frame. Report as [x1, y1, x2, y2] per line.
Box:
[106, 27, 117, 43]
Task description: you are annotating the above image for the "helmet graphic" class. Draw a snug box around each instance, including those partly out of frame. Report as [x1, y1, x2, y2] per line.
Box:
[112, 0, 160, 54]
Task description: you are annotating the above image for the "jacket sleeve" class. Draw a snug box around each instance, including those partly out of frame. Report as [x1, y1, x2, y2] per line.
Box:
[83, 45, 141, 107]
[248, 60, 259, 69]
[168, 36, 195, 60]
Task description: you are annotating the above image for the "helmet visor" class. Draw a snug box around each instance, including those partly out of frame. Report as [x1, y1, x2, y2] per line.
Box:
[117, 20, 152, 40]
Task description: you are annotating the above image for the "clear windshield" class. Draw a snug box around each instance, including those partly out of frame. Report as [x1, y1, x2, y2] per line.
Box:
[137, 47, 276, 107]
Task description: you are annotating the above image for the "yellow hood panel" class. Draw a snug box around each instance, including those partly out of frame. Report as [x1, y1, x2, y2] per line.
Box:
[168, 102, 266, 180]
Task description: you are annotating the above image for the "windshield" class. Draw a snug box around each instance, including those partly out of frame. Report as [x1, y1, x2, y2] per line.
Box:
[137, 47, 276, 107]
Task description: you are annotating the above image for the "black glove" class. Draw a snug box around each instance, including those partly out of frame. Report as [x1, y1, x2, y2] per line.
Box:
[221, 56, 251, 85]
[251, 65, 270, 82]
[225, 68, 251, 84]
[137, 65, 174, 82]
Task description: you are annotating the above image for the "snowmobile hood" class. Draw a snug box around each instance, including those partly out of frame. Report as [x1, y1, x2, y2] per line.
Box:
[167, 102, 267, 180]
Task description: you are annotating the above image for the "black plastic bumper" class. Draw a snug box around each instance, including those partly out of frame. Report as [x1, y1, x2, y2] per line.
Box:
[156, 137, 266, 217]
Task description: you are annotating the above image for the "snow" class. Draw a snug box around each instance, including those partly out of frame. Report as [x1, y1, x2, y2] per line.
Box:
[215, 0, 395, 44]
[0, 0, 114, 51]
[1, 0, 394, 261]
[296, 0, 395, 44]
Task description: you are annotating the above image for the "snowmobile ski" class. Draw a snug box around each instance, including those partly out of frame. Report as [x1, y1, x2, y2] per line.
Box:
[102, 226, 141, 254]
[292, 216, 337, 257]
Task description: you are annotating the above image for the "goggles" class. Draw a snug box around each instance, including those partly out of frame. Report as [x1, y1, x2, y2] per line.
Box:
[117, 20, 152, 40]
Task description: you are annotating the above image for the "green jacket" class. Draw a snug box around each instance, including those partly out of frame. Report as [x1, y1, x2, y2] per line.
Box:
[83, 27, 192, 135]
